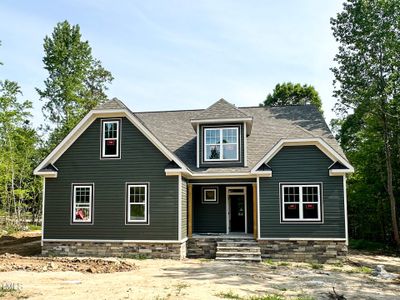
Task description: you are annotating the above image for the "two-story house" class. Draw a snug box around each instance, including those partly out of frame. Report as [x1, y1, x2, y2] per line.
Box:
[34, 98, 353, 262]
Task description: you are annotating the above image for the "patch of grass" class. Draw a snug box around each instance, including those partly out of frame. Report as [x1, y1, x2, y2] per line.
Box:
[331, 261, 343, 268]
[216, 292, 286, 300]
[277, 262, 289, 267]
[0, 284, 19, 298]
[174, 282, 190, 295]
[0, 224, 19, 236]
[347, 266, 372, 274]
[309, 263, 323, 270]
[295, 296, 315, 300]
[272, 285, 287, 291]
[248, 294, 284, 300]
[359, 266, 373, 274]
[216, 291, 243, 299]
[263, 259, 275, 265]
[27, 224, 41, 231]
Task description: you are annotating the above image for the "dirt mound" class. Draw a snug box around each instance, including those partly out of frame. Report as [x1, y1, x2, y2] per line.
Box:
[0, 253, 138, 273]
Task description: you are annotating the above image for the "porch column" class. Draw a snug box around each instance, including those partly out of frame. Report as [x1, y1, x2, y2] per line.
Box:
[252, 183, 257, 240]
[188, 183, 193, 238]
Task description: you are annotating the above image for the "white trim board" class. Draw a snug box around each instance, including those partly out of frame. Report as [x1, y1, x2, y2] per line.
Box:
[41, 177, 45, 247]
[178, 174, 182, 240]
[256, 176, 261, 240]
[34, 109, 189, 176]
[43, 237, 189, 244]
[251, 138, 354, 174]
[343, 175, 349, 246]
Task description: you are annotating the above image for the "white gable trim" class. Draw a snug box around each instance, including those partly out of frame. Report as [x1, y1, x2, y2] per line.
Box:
[34, 109, 188, 176]
[251, 138, 354, 174]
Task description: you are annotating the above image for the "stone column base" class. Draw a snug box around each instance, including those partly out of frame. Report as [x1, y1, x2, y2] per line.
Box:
[42, 240, 187, 259]
[258, 240, 347, 263]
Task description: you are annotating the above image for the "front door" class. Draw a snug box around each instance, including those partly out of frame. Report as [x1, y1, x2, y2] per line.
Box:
[227, 187, 247, 233]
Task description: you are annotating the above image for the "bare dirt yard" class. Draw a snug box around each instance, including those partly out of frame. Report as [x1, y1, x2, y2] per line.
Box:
[0, 232, 399, 300]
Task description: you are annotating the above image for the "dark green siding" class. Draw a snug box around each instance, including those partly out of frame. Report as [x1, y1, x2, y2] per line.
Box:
[193, 184, 253, 233]
[199, 124, 245, 168]
[259, 146, 345, 239]
[44, 117, 179, 240]
[181, 177, 188, 239]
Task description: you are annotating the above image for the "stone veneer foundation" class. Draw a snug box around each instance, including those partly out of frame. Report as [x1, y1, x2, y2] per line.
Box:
[186, 237, 347, 262]
[42, 241, 187, 259]
[258, 240, 347, 263]
[187, 236, 218, 258]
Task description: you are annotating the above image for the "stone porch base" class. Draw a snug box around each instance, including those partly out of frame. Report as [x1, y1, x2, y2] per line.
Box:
[42, 241, 187, 259]
[258, 240, 347, 263]
[186, 236, 347, 262]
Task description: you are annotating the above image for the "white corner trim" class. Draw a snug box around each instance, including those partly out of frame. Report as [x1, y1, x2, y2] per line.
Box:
[244, 124, 247, 167]
[343, 175, 349, 246]
[42, 237, 189, 244]
[196, 123, 200, 168]
[41, 177, 45, 247]
[251, 138, 354, 174]
[178, 174, 182, 240]
[257, 176, 261, 240]
[34, 108, 189, 176]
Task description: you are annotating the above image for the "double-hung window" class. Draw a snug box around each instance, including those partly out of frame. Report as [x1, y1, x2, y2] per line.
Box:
[281, 184, 321, 222]
[72, 184, 94, 223]
[204, 127, 239, 161]
[126, 184, 149, 224]
[101, 119, 120, 158]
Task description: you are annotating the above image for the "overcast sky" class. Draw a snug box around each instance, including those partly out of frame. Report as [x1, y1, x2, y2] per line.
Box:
[0, 0, 344, 127]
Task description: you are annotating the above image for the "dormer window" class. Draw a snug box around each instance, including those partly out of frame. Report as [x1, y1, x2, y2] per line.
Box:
[101, 119, 120, 159]
[204, 127, 239, 161]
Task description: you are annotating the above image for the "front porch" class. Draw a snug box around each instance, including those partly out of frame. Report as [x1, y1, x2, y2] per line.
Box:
[187, 182, 258, 239]
[186, 181, 260, 260]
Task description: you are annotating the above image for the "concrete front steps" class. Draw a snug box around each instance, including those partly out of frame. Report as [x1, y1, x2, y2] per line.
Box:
[216, 239, 261, 262]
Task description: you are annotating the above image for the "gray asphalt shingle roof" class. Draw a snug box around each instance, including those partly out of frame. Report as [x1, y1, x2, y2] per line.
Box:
[191, 98, 250, 120]
[94, 98, 129, 110]
[134, 103, 346, 173]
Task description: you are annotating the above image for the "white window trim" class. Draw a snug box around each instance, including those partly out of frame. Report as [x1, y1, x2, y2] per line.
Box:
[127, 184, 148, 223]
[102, 120, 120, 158]
[72, 184, 93, 223]
[202, 187, 218, 203]
[204, 127, 239, 162]
[281, 184, 321, 222]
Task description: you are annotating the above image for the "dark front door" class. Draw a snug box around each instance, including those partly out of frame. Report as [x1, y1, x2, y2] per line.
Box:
[230, 194, 245, 232]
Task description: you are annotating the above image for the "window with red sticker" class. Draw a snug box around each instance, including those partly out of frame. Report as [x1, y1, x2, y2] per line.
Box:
[281, 184, 321, 222]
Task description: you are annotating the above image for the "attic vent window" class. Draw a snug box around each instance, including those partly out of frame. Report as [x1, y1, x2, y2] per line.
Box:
[204, 127, 238, 161]
[101, 119, 120, 158]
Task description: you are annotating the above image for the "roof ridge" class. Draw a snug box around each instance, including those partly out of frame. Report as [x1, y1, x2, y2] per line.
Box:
[135, 108, 204, 114]
[192, 98, 250, 120]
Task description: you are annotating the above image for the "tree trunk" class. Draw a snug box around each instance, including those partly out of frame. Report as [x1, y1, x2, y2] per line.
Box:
[383, 118, 400, 247]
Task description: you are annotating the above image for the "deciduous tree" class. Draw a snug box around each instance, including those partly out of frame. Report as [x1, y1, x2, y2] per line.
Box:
[331, 0, 400, 247]
[37, 20, 113, 148]
[262, 82, 323, 113]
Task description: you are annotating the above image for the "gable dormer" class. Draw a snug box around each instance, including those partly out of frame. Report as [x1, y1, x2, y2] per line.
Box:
[190, 99, 253, 168]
